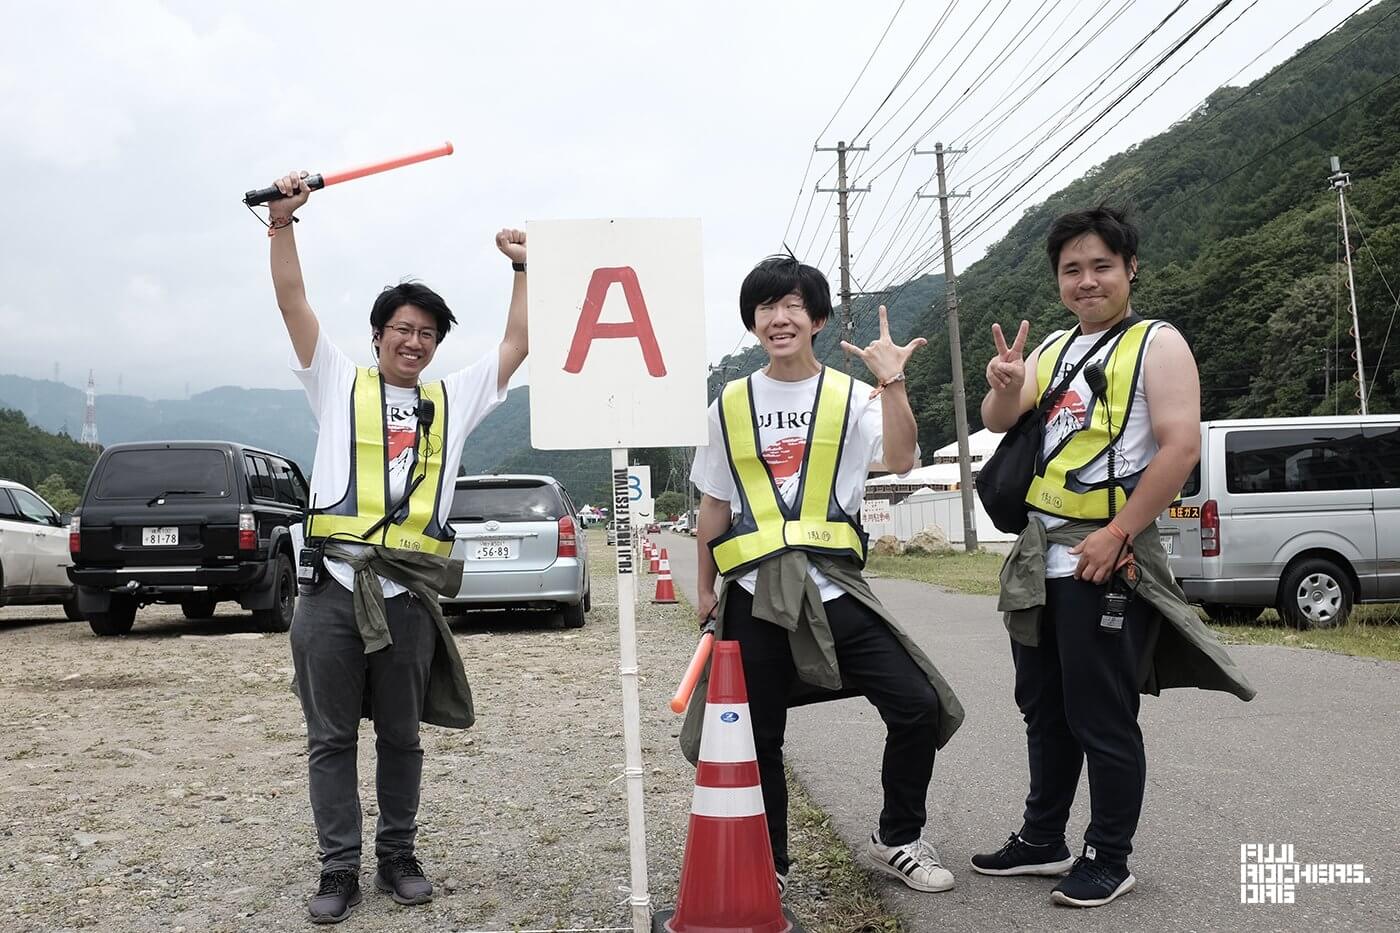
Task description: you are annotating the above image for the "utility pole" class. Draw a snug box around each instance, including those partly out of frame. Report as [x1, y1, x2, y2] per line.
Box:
[917, 142, 978, 551]
[817, 141, 870, 371]
[1328, 156, 1368, 415]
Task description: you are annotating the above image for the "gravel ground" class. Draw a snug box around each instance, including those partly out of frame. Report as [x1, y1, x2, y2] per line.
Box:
[0, 534, 708, 933]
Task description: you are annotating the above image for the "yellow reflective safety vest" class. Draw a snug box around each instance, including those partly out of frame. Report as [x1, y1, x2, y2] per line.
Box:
[305, 367, 453, 557]
[710, 367, 867, 577]
[1025, 319, 1160, 520]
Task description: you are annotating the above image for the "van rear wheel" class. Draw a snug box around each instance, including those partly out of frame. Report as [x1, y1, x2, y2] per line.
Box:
[1278, 558, 1353, 630]
[1203, 604, 1262, 626]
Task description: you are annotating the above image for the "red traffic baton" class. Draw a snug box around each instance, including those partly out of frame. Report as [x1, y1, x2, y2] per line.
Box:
[242, 141, 454, 206]
[670, 620, 716, 714]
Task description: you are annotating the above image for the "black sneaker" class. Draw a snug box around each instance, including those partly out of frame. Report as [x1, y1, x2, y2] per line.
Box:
[971, 833, 1075, 876]
[375, 852, 434, 905]
[776, 870, 787, 899]
[1050, 850, 1135, 907]
[308, 870, 362, 924]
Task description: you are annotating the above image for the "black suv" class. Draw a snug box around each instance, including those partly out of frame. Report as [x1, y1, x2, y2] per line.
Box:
[68, 441, 308, 636]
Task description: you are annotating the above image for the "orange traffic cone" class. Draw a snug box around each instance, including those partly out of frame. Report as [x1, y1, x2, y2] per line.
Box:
[653, 550, 678, 604]
[655, 640, 800, 933]
[649, 546, 662, 574]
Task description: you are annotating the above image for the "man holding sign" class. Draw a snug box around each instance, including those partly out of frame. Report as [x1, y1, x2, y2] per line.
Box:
[685, 255, 964, 895]
[265, 171, 529, 923]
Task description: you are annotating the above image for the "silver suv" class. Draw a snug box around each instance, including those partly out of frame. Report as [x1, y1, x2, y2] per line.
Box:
[441, 474, 590, 628]
[1159, 415, 1399, 629]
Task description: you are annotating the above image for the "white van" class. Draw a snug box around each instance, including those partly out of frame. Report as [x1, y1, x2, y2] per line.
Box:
[1158, 415, 1399, 629]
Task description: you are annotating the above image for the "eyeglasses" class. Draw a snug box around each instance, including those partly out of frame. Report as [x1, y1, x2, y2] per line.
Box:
[383, 322, 439, 344]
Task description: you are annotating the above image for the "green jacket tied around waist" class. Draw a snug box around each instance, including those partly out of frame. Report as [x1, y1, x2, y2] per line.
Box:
[998, 517, 1256, 701]
[680, 549, 965, 764]
[314, 540, 476, 729]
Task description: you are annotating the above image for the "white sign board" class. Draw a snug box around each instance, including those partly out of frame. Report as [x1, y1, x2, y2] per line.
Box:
[527, 219, 708, 450]
[627, 465, 654, 524]
[861, 498, 893, 527]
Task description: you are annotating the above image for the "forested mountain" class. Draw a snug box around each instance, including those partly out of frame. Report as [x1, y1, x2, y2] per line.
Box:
[898, 1, 1399, 454]
[0, 409, 99, 499]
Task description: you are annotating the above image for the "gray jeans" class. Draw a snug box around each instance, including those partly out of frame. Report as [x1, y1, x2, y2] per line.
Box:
[290, 579, 436, 873]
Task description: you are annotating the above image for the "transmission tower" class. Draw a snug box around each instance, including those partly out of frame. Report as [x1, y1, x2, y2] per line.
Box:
[80, 370, 99, 448]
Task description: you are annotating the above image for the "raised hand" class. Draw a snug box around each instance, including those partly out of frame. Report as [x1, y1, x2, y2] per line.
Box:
[986, 320, 1030, 394]
[496, 228, 526, 264]
[269, 170, 313, 220]
[840, 306, 927, 394]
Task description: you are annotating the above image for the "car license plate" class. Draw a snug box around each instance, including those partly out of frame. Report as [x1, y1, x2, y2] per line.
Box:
[143, 526, 179, 546]
[471, 540, 517, 561]
[1163, 535, 1175, 555]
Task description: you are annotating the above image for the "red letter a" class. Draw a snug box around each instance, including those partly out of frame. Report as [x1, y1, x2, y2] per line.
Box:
[563, 266, 667, 377]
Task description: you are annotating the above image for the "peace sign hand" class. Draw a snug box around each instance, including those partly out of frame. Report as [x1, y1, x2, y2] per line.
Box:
[840, 306, 927, 394]
[986, 319, 1030, 394]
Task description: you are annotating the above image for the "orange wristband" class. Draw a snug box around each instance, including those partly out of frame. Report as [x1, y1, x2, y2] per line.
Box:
[1107, 521, 1131, 542]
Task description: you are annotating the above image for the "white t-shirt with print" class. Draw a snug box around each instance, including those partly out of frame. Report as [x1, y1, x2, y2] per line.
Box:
[1034, 323, 1165, 578]
[291, 329, 506, 595]
[690, 369, 891, 602]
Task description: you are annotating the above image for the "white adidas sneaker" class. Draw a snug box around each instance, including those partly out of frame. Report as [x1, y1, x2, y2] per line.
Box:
[862, 832, 955, 892]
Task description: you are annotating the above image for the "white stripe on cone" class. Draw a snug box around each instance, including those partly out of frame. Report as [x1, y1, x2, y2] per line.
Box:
[691, 783, 765, 819]
[698, 702, 758, 763]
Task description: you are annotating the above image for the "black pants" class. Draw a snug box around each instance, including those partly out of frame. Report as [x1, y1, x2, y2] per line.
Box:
[290, 580, 437, 873]
[724, 587, 941, 874]
[1012, 576, 1157, 866]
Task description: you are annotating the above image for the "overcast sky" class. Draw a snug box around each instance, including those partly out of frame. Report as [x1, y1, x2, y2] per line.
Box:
[0, 0, 1371, 399]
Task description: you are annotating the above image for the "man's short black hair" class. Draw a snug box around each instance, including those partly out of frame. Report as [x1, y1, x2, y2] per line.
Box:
[739, 255, 833, 332]
[1046, 204, 1139, 275]
[370, 281, 459, 341]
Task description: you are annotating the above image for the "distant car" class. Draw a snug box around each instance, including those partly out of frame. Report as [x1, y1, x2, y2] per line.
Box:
[0, 479, 82, 620]
[646, 522, 660, 534]
[67, 441, 307, 636]
[441, 474, 590, 628]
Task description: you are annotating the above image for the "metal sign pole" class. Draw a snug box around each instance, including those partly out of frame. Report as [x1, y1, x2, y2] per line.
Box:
[612, 448, 651, 931]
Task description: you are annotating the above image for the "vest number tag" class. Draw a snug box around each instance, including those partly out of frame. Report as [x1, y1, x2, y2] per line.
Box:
[806, 529, 832, 543]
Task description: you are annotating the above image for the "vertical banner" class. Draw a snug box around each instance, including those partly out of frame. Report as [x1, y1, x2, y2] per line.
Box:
[527, 219, 709, 450]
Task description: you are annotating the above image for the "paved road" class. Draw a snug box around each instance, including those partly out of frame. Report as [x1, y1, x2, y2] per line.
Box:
[654, 533, 1398, 933]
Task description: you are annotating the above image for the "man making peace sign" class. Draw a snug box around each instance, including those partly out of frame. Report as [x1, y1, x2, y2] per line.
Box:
[684, 254, 964, 898]
[974, 206, 1253, 909]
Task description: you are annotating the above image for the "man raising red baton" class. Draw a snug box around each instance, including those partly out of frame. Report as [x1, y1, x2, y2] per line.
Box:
[265, 171, 528, 923]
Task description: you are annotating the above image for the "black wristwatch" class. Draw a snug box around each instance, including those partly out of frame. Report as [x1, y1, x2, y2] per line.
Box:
[511, 261, 527, 273]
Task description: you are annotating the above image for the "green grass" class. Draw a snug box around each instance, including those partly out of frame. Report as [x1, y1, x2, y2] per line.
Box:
[785, 767, 905, 933]
[865, 550, 1005, 596]
[867, 548, 1400, 663]
[1208, 604, 1400, 662]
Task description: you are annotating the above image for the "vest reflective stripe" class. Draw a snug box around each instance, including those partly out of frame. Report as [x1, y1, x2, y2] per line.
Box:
[1025, 320, 1157, 520]
[305, 368, 453, 557]
[710, 368, 866, 577]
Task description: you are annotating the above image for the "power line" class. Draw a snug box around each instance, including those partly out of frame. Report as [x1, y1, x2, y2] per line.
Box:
[1116, 0, 1388, 202]
[1153, 66, 1400, 217]
[1346, 202, 1400, 387]
[860, 0, 1018, 179]
[817, 0, 910, 142]
[950, 0, 1215, 246]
